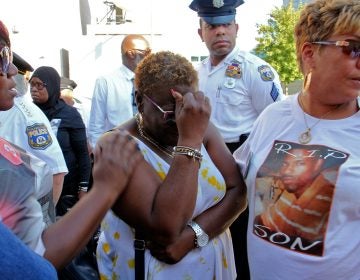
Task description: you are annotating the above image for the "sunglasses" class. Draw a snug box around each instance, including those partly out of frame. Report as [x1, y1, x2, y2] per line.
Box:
[30, 81, 47, 90]
[133, 48, 151, 56]
[143, 94, 175, 121]
[0, 45, 11, 74]
[312, 40, 360, 58]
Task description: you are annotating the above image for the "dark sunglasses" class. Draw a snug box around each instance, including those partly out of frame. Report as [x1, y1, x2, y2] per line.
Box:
[133, 48, 151, 56]
[30, 81, 47, 90]
[312, 40, 360, 58]
[0, 45, 11, 74]
[143, 94, 175, 121]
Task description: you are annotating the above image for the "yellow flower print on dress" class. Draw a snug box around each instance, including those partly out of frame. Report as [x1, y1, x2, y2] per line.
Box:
[222, 251, 228, 269]
[155, 162, 167, 180]
[102, 242, 110, 254]
[113, 231, 120, 240]
[99, 273, 108, 280]
[201, 168, 226, 191]
[128, 258, 135, 268]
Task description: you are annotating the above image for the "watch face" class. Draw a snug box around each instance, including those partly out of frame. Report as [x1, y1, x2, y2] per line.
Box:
[197, 234, 209, 247]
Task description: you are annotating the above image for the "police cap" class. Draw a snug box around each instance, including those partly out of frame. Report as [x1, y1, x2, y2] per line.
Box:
[13, 52, 34, 75]
[189, 0, 244, 25]
[60, 77, 77, 90]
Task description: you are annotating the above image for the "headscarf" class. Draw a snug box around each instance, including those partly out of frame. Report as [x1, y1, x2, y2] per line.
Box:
[0, 20, 10, 47]
[30, 66, 65, 120]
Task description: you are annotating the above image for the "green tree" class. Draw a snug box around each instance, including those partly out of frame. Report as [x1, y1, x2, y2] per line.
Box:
[253, 2, 302, 94]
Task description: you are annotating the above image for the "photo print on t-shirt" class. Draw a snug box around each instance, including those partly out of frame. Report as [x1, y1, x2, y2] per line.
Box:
[252, 140, 349, 256]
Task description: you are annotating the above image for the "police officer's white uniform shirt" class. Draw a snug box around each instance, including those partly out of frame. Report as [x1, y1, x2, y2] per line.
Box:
[0, 96, 68, 175]
[88, 65, 135, 149]
[197, 46, 285, 143]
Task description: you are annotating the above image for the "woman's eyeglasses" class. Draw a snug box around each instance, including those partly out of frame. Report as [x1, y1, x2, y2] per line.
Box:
[312, 40, 360, 58]
[143, 94, 175, 121]
[30, 81, 47, 90]
[0, 45, 11, 74]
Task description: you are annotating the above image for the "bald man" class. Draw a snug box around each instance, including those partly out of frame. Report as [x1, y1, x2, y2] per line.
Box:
[88, 34, 151, 149]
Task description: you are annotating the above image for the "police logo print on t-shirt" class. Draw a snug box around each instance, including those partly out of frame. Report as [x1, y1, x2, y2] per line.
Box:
[26, 123, 53, 150]
[258, 65, 275, 81]
[252, 140, 349, 256]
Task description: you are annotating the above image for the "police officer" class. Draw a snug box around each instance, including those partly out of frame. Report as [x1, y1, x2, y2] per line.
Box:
[0, 52, 68, 207]
[189, 1, 285, 279]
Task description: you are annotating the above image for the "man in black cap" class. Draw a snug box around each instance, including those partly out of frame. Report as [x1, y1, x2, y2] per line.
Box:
[60, 76, 88, 124]
[189, 1, 285, 279]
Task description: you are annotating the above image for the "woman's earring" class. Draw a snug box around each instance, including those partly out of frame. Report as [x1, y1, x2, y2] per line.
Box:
[303, 70, 312, 93]
[138, 111, 144, 126]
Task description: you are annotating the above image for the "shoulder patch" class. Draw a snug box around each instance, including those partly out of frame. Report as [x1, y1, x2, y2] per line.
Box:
[26, 123, 53, 150]
[258, 65, 275, 81]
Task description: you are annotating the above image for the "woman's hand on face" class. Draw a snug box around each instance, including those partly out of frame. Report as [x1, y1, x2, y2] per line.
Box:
[92, 129, 142, 196]
[171, 89, 211, 145]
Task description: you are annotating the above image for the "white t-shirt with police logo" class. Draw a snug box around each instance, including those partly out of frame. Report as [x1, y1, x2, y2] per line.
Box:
[0, 95, 68, 175]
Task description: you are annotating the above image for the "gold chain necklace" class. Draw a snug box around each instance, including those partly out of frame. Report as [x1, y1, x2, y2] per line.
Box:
[135, 113, 173, 158]
[298, 94, 341, 144]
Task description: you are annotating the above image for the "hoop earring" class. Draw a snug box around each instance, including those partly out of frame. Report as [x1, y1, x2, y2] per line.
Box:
[303, 70, 312, 93]
[138, 112, 144, 126]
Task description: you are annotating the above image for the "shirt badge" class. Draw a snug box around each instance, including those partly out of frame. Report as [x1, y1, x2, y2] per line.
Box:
[224, 77, 236, 89]
[213, 0, 224, 8]
[225, 60, 242, 79]
[258, 65, 275, 81]
[26, 123, 53, 150]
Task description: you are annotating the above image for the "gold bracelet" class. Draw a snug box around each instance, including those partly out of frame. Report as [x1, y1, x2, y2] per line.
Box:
[172, 146, 203, 164]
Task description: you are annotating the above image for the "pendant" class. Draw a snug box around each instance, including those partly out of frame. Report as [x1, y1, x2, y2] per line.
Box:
[299, 129, 311, 144]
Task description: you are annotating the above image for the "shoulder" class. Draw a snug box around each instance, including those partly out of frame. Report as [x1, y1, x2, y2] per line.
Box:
[0, 102, 24, 123]
[197, 57, 210, 70]
[254, 96, 293, 130]
[21, 99, 50, 121]
[239, 51, 279, 81]
[238, 51, 268, 66]
[61, 104, 84, 123]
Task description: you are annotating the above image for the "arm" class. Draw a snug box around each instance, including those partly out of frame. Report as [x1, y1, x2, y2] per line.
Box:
[52, 173, 65, 205]
[148, 123, 247, 263]
[112, 90, 211, 245]
[193, 123, 247, 235]
[88, 77, 108, 149]
[42, 129, 142, 269]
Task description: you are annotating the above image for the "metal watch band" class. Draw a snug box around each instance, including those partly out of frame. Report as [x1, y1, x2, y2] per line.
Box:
[187, 220, 209, 248]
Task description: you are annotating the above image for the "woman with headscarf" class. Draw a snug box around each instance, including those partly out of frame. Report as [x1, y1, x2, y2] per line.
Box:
[30, 66, 91, 215]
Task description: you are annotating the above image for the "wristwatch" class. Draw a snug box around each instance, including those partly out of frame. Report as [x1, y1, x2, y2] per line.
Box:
[187, 221, 209, 248]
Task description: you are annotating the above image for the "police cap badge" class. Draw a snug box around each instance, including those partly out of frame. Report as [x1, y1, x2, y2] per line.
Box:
[189, 0, 245, 25]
